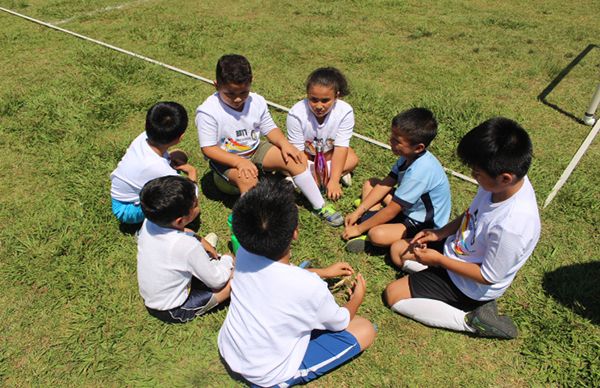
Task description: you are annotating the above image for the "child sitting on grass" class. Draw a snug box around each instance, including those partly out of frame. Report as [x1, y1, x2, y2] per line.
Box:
[343, 108, 451, 253]
[218, 178, 375, 387]
[286, 67, 359, 201]
[384, 118, 541, 339]
[195, 54, 343, 227]
[110, 101, 197, 225]
[137, 175, 233, 323]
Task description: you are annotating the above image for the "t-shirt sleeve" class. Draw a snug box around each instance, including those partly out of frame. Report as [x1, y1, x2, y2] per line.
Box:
[480, 226, 527, 284]
[286, 111, 305, 151]
[196, 110, 220, 148]
[389, 158, 403, 180]
[333, 108, 354, 148]
[184, 237, 233, 289]
[392, 167, 428, 208]
[312, 286, 350, 331]
[258, 99, 277, 136]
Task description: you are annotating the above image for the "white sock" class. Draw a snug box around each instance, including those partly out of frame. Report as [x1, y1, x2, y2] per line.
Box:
[402, 260, 428, 273]
[293, 169, 325, 210]
[391, 298, 475, 333]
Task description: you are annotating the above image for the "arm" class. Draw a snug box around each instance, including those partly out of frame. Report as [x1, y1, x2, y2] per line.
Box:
[326, 146, 348, 201]
[343, 273, 366, 319]
[174, 163, 198, 182]
[411, 213, 464, 244]
[411, 246, 491, 284]
[344, 175, 396, 227]
[308, 262, 354, 279]
[201, 145, 258, 179]
[266, 128, 303, 164]
[343, 200, 402, 240]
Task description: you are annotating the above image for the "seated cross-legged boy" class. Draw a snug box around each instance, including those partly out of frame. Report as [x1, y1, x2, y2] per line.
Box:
[110, 101, 197, 225]
[218, 178, 376, 387]
[384, 118, 541, 339]
[137, 175, 233, 323]
[343, 108, 451, 253]
[195, 54, 343, 227]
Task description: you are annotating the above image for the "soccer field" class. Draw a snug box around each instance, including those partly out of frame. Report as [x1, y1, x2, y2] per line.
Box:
[0, 0, 598, 386]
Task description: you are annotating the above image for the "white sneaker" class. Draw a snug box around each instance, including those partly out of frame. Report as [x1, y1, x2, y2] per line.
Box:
[341, 173, 352, 187]
[204, 232, 219, 248]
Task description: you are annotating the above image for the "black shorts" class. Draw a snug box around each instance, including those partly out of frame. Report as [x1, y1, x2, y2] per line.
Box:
[359, 210, 434, 238]
[146, 277, 218, 324]
[408, 266, 487, 312]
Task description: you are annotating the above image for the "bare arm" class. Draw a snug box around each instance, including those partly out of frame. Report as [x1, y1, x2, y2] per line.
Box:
[343, 273, 366, 319]
[201, 145, 258, 179]
[326, 146, 348, 201]
[266, 128, 303, 163]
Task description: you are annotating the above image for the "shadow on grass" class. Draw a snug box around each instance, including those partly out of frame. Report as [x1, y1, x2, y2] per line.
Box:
[537, 43, 599, 125]
[200, 170, 238, 209]
[543, 261, 600, 324]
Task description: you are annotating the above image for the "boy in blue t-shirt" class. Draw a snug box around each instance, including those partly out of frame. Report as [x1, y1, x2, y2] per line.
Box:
[343, 108, 451, 253]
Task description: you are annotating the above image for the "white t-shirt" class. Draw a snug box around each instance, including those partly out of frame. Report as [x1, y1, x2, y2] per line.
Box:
[137, 220, 233, 311]
[195, 92, 277, 157]
[286, 99, 354, 154]
[444, 176, 541, 301]
[218, 247, 350, 387]
[110, 132, 179, 203]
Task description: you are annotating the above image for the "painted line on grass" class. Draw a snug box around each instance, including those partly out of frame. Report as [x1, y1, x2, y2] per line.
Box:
[53, 0, 150, 25]
[0, 6, 478, 185]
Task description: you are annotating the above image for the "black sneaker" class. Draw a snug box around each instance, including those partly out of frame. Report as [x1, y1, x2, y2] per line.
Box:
[465, 300, 518, 339]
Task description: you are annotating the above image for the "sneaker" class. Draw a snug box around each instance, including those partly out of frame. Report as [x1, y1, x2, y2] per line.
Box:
[465, 301, 518, 339]
[314, 204, 344, 227]
[204, 232, 219, 248]
[341, 173, 352, 187]
[345, 235, 368, 253]
[353, 198, 362, 208]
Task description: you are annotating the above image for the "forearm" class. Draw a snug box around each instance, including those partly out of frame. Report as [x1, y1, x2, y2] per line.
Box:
[357, 178, 395, 215]
[438, 256, 491, 284]
[356, 202, 401, 234]
[265, 127, 288, 148]
[201, 146, 245, 168]
[343, 297, 361, 319]
[329, 146, 348, 182]
[435, 214, 464, 240]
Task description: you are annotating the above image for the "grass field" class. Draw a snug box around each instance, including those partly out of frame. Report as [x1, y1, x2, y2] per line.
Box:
[0, 0, 599, 386]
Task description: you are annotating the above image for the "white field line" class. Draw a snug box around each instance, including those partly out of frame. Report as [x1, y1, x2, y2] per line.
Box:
[53, 0, 150, 25]
[543, 118, 600, 208]
[0, 7, 479, 185]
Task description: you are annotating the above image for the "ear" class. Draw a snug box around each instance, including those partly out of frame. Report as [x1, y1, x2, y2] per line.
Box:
[498, 173, 515, 185]
[414, 143, 426, 154]
[172, 216, 187, 229]
[292, 228, 299, 241]
[213, 80, 219, 90]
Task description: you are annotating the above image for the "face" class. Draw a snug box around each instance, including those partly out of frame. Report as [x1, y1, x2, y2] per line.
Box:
[181, 197, 200, 226]
[389, 126, 422, 158]
[216, 81, 251, 111]
[307, 84, 337, 119]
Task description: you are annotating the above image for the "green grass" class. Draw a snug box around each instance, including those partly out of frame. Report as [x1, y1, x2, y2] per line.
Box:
[0, 0, 599, 386]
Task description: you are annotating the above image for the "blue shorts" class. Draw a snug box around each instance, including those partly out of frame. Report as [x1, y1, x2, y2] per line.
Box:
[276, 330, 361, 387]
[111, 198, 144, 224]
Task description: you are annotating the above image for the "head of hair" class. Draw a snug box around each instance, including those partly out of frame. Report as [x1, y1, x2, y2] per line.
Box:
[305, 67, 350, 97]
[140, 175, 197, 227]
[391, 108, 438, 147]
[457, 117, 532, 178]
[232, 177, 298, 260]
[216, 54, 253, 85]
[145, 101, 188, 145]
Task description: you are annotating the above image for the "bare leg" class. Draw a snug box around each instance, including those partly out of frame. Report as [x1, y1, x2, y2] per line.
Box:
[383, 276, 412, 306]
[226, 169, 258, 194]
[367, 223, 407, 247]
[345, 315, 376, 351]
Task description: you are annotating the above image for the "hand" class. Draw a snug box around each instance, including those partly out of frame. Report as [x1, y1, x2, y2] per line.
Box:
[320, 262, 354, 279]
[201, 237, 219, 260]
[175, 163, 197, 177]
[412, 244, 443, 266]
[344, 210, 361, 227]
[280, 143, 303, 164]
[326, 180, 342, 201]
[410, 229, 441, 245]
[342, 224, 362, 240]
[235, 158, 259, 180]
[349, 273, 366, 304]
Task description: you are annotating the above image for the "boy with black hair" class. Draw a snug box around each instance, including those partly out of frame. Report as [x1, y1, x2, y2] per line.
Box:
[195, 54, 343, 227]
[110, 101, 197, 225]
[343, 108, 451, 252]
[218, 178, 376, 387]
[384, 117, 541, 339]
[137, 175, 233, 323]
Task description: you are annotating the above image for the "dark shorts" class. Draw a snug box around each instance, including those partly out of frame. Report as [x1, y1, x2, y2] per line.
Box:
[359, 210, 435, 238]
[210, 141, 274, 181]
[146, 277, 218, 324]
[408, 266, 487, 312]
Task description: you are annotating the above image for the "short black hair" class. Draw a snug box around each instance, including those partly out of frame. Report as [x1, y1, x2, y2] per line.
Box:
[391, 108, 438, 147]
[457, 117, 532, 178]
[140, 175, 197, 227]
[306, 67, 350, 97]
[232, 177, 298, 260]
[216, 54, 253, 85]
[145, 101, 188, 145]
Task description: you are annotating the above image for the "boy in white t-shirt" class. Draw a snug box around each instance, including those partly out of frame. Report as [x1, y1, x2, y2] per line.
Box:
[110, 102, 197, 225]
[384, 117, 541, 339]
[195, 54, 343, 227]
[218, 178, 376, 387]
[138, 175, 233, 323]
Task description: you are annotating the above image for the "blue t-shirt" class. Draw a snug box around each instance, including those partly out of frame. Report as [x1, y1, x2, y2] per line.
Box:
[389, 150, 451, 228]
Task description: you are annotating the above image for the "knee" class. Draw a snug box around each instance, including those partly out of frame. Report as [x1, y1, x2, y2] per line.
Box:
[345, 148, 359, 171]
[389, 240, 408, 267]
[348, 316, 376, 351]
[383, 280, 409, 307]
[367, 227, 386, 245]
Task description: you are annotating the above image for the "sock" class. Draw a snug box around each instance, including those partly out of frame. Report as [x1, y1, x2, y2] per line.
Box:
[402, 260, 428, 273]
[293, 169, 325, 210]
[391, 298, 475, 333]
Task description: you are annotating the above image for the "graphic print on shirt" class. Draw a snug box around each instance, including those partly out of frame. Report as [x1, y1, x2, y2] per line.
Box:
[222, 128, 260, 157]
[451, 208, 478, 256]
[304, 138, 335, 156]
